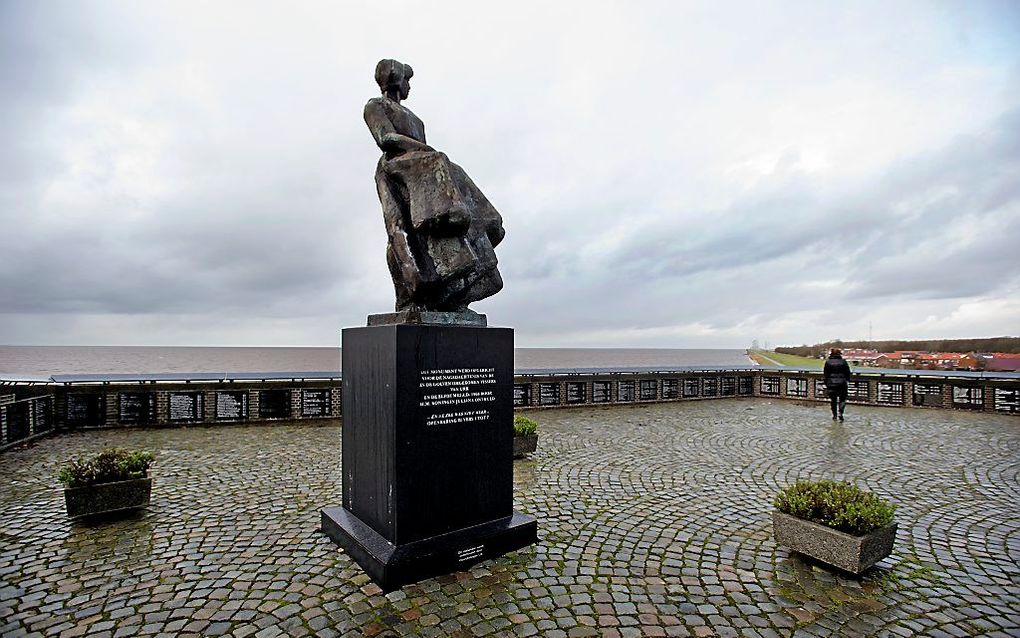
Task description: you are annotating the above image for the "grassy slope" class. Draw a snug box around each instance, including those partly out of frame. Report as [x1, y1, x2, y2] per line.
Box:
[751, 350, 824, 369]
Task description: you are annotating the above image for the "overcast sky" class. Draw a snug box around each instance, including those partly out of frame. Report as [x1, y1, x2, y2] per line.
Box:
[1, 1, 1018, 348]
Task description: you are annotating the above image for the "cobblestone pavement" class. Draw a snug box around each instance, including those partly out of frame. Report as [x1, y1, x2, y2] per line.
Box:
[2, 400, 1019, 638]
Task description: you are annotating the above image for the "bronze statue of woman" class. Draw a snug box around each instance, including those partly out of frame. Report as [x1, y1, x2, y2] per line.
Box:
[365, 59, 505, 317]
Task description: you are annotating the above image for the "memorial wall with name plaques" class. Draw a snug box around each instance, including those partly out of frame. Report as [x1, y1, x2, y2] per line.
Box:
[876, 382, 905, 406]
[168, 392, 203, 422]
[760, 377, 780, 396]
[639, 380, 657, 401]
[738, 376, 754, 395]
[301, 389, 332, 417]
[720, 377, 736, 396]
[847, 380, 870, 403]
[786, 378, 808, 398]
[912, 383, 943, 407]
[994, 388, 1020, 413]
[4, 366, 1017, 449]
[508, 372, 763, 412]
[569, 372, 1020, 416]
[513, 384, 531, 407]
[537, 383, 560, 406]
[6, 403, 30, 442]
[702, 378, 718, 397]
[617, 380, 635, 402]
[662, 379, 678, 399]
[216, 391, 248, 420]
[565, 382, 586, 404]
[67, 394, 104, 428]
[120, 392, 156, 424]
[683, 378, 700, 398]
[33, 397, 52, 433]
[952, 385, 984, 409]
[259, 389, 292, 419]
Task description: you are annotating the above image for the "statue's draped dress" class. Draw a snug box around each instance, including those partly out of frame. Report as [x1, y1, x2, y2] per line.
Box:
[366, 96, 504, 311]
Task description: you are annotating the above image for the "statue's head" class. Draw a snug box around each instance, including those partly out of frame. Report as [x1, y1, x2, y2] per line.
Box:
[375, 59, 413, 101]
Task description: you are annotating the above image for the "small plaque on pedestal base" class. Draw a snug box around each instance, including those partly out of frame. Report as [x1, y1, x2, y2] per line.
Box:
[322, 508, 536, 591]
[321, 323, 536, 592]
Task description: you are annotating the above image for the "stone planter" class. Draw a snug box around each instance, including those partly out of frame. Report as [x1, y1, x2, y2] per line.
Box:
[772, 511, 897, 575]
[513, 434, 537, 459]
[64, 477, 152, 519]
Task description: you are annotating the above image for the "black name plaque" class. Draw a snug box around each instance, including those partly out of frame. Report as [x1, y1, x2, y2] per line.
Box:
[120, 392, 155, 424]
[302, 389, 331, 417]
[566, 382, 586, 404]
[169, 392, 202, 421]
[259, 389, 291, 419]
[537, 382, 560, 406]
[662, 379, 679, 399]
[216, 391, 248, 419]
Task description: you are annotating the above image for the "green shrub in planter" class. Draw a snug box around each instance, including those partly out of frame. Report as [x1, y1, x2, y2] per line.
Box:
[513, 415, 538, 437]
[513, 415, 538, 458]
[774, 480, 895, 536]
[773, 480, 897, 574]
[59, 448, 155, 519]
[58, 448, 155, 488]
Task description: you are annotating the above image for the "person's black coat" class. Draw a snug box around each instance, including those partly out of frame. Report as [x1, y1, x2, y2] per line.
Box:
[823, 355, 851, 387]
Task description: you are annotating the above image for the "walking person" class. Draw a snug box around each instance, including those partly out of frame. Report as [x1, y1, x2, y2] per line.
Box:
[823, 348, 852, 421]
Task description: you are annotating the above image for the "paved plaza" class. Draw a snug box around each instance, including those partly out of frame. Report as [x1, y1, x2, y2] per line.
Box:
[1, 399, 1018, 638]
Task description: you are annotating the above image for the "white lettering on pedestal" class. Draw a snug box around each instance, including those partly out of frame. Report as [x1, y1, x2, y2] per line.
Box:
[457, 544, 485, 562]
[419, 367, 496, 427]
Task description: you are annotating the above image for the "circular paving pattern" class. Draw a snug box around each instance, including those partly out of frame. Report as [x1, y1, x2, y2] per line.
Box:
[1, 399, 1018, 637]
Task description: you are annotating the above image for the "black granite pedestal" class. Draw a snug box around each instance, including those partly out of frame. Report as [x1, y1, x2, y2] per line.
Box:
[321, 323, 536, 591]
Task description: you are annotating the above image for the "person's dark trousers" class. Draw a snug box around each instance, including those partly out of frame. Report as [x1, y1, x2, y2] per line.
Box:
[827, 384, 848, 418]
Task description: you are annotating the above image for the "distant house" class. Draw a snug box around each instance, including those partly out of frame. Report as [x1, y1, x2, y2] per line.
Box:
[875, 351, 963, 370]
[899, 352, 924, 366]
[933, 353, 963, 370]
[875, 351, 924, 368]
[874, 353, 898, 368]
[960, 352, 1020, 372]
[960, 353, 981, 370]
[985, 353, 1020, 372]
[841, 349, 881, 366]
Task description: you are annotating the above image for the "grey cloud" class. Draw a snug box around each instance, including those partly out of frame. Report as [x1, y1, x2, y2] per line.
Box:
[847, 214, 1020, 300]
[1, 3, 382, 320]
[481, 105, 1020, 343]
[586, 108, 1020, 303]
[0, 2, 150, 188]
[1, 143, 378, 316]
[842, 109, 1020, 300]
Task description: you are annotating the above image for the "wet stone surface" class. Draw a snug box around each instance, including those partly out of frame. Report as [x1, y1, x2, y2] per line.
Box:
[1, 400, 1019, 637]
